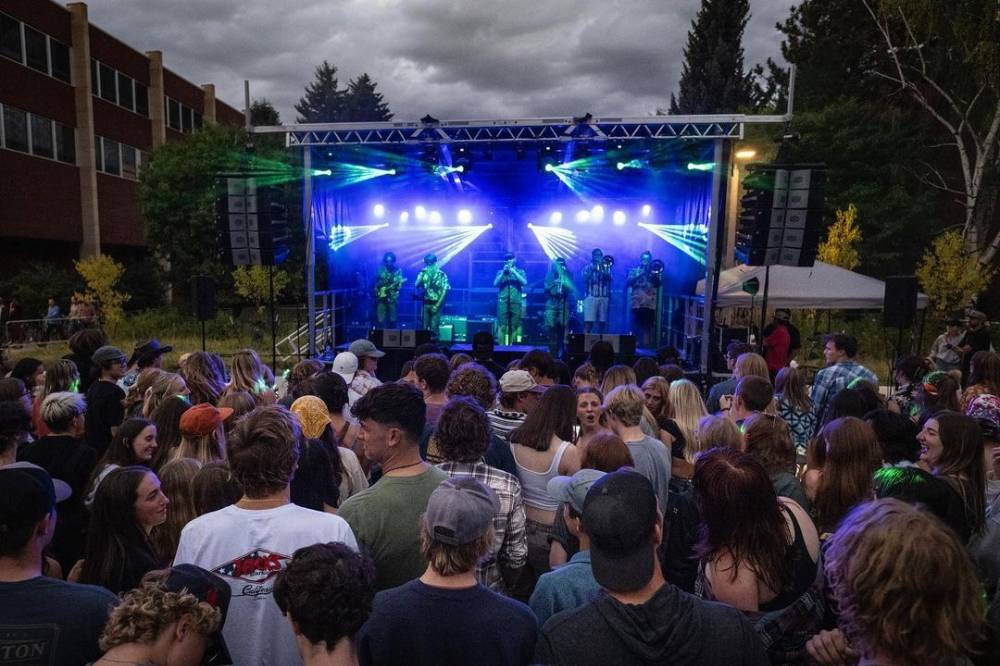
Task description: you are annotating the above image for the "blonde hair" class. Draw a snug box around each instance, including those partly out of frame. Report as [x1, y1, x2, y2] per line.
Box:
[174, 428, 226, 465]
[125, 368, 166, 415]
[641, 376, 672, 419]
[826, 499, 985, 664]
[695, 415, 743, 458]
[603, 384, 646, 428]
[419, 519, 494, 577]
[227, 349, 275, 403]
[734, 352, 769, 380]
[600, 365, 637, 398]
[141, 372, 188, 418]
[180, 352, 226, 406]
[98, 569, 221, 652]
[669, 379, 708, 454]
[42, 359, 80, 398]
[150, 457, 201, 562]
[572, 362, 601, 389]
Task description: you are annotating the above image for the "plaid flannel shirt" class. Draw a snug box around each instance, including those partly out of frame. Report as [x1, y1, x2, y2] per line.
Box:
[810, 361, 878, 431]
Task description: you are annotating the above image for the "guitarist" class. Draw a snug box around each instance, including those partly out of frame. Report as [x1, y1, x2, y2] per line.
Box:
[374, 251, 406, 327]
[415, 253, 450, 335]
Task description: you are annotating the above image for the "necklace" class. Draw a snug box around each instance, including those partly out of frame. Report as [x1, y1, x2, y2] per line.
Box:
[382, 460, 425, 475]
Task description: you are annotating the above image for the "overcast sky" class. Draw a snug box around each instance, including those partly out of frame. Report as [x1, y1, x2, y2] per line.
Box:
[82, 0, 796, 122]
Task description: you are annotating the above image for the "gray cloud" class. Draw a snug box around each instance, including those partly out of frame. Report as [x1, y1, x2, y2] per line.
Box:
[82, 0, 797, 122]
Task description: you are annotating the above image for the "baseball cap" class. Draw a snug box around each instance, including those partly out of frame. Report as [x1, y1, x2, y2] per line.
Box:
[332, 352, 359, 385]
[582, 470, 659, 593]
[966, 394, 1000, 440]
[92, 345, 127, 365]
[498, 369, 543, 394]
[0, 463, 72, 536]
[547, 469, 607, 514]
[163, 564, 233, 665]
[349, 339, 385, 359]
[290, 395, 332, 439]
[424, 476, 499, 545]
[179, 403, 233, 438]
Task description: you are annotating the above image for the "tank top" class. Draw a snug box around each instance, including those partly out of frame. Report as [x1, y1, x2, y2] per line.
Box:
[513, 440, 571, 511]
[759, 504, 818, 612]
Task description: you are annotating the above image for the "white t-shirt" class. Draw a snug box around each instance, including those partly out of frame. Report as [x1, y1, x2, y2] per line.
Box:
[174, 503, 357, 666]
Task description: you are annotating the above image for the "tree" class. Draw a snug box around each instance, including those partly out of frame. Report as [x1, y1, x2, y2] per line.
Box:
[250, 98, 280, 126]
[344, 74, 393, 122]
[669, 0, 758, 113]
[232, 265, 290, 315]
[295, 61, 345, 123]
[916, 229, 997, 313]
[75, 255, 130, 328]
[818, 203, 863, 270]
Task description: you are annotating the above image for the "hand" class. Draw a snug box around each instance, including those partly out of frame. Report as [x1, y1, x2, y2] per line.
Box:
[805, 629, 857, 665]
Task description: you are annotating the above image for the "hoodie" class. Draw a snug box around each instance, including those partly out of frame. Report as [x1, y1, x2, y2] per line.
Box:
[534, 583, 768, 666]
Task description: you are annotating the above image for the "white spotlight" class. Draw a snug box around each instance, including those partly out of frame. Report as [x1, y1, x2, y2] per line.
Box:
[641, 204, 652, 217]
[399, 211, 409, 224]
[457, 209, 473, 224]
[590, 205, 604, 222]
[415, 206, 427, 221]
[613, 211, 627, 226]
[549, 211, 563, 225]
[575, 209, 590, 223]
[429, 211, 443, 224]
[373, 203, 386, 218]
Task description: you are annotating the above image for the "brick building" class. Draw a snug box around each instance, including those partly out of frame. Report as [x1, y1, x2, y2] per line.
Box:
[0, 0, 242, 270]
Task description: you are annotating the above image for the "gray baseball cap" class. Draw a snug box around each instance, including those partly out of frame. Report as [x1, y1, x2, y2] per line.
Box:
[349, 339, 385, 359]
[92, 345, 127, 365]
[547, 469, 607, 514]
[425, 476, 499, 545]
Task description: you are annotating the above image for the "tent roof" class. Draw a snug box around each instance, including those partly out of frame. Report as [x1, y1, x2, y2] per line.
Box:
[695, 261, 929, 310]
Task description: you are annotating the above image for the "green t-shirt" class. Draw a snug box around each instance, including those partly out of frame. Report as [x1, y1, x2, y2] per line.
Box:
[338, 465, 449, 591]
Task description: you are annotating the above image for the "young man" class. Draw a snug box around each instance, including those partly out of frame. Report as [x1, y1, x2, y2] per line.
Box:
[529, 469, 605, 626]
[358, 477, 537, 665]
[488, 370, 544, 440]
[724, 375, 774, 425]
[809, 333, 878, 427]
[338, 382, 449, 591]
[348, 339, 384, 398]
[520, 349, 557, 386]
[958, 310, 992, 383]
[174, 405, 357, 666]
[0, 463, 118, 666]
[84, 345, 128, 456]
[119, 338, 172, 392]
[535, 470, 768, 665]
[602, 385, 672, 513]
[929, 317, 964, 372]
[413, 353, 450, 428]
[582, 248, 612, 334]
[706, 341, 750, 414]
[274, 543, 376, 666]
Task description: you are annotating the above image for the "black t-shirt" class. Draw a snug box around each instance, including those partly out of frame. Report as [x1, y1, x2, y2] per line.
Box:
[656, 416, 687, 460]
[0, 576, 117, 666]
[290, 439, 340, 510]
[961, 326, 992, 375]
[84, 380, 125, 456]
[62, 353, 96, 393]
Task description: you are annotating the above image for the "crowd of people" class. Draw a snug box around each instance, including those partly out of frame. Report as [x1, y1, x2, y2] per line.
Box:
[1, 316, 998, 665]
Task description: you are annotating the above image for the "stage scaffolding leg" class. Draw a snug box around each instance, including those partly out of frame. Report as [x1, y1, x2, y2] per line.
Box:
[700, 139, 733, 381]
[304, 147, 316, 356]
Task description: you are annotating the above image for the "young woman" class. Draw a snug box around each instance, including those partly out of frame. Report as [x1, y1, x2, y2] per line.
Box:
[669, 379, 709, 457]
[179, 352, 226, 406]
[574, 387, 607, 451]
[149, 395, 191, 471]
[75, 466, 169, 595]
[962, 350, 1000, 409]
[917, 371, 962, 422]
[150, 457, 202, 562]
[140, 371, 189, 419]
[695, 414, 743, 455]
[191, 462, 243, 516]
[288, 395, 346, 513]
[86, 418, 159, 506]
[743, 413, 810, 511]
[643, 376, 688, 474]
[225, 348, 276, 405]
[887, 355, 931, 421]
[774, 366, 815, 459]
[599, 365, 637, 398]
[32, 358, 79, 438]
[918, 411, 987, 542]
[217, 390, 256, 436]
[123, 368, 167, 418]
[174, 404, 231, 465]
[813, 417, 882, 534]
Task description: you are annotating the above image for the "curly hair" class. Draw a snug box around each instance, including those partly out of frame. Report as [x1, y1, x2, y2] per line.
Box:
[826, 499, 985, 664]
[436, 397, 491, 463]
[273, 543, 376, 647]
[227, 405, 301, 498]
[99, 569, 221, 652]
[445, 363, 497, 410]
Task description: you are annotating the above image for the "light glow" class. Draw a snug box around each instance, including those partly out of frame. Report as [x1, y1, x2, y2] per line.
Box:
[457, 209, 473, 225]
[613, 211, 627, 226]
[373, 203, 386, 218]
[638, 222, 709, 264]
[329, 223, 390, 251]
[528, 223, 578, 261]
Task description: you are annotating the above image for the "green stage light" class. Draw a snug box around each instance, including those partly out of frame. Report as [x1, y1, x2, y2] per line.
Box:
[686, 162, 715, 172]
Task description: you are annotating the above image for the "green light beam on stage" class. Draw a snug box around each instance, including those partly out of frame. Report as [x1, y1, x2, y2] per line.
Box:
[329, 223, 390, 251]
[686, 162, 715, 172]
[312, 162, 397, 188]
[638, 222, 709, 264]
[388, 225, 494, 268]
[527, 223, 578, 261]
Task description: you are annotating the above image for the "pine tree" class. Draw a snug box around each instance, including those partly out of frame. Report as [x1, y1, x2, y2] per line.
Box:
[669, 0, 757, 114]
[249, 98, 280, 126]
[295, 61, 345, 123]
[344, 73, 393, 122]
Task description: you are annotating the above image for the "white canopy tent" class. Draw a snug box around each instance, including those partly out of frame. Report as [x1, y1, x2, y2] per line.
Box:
[695, 261, 929, 310]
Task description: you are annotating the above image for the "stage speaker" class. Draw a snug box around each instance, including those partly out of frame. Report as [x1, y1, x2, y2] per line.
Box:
[883, 275, 918, 328]
[191, 276, 216, 322]
[568, 333, 636, 356]
[371, 328, 432, 349]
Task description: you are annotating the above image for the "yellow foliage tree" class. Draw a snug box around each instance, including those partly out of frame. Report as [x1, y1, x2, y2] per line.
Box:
[817, 203, 862, 270]
[233, 266, 290, 315]
[916, 229, 996, 314]
[74, 254, 130, 328]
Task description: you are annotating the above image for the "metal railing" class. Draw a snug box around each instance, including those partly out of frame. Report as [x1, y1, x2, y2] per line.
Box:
[2, 317, 93, 346]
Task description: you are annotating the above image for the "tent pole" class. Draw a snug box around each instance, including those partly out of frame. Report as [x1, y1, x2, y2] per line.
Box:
[759, 265, 770, 347]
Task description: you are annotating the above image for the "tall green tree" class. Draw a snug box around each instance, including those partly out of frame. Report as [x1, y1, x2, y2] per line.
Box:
[295, 61, 346, 123]
[669, 0, 758, 113]
[344, 73, 393, 122]
[250, 98, 281, 126]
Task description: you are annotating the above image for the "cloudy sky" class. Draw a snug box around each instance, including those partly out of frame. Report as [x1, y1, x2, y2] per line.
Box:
[83, 0, 796, 122]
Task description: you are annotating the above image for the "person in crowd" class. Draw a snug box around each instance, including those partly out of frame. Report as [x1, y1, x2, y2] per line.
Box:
[962, 350, 1000, 407]
[63, 328, 107, 394]
[509, 385, 582, 584]
[536, 470, 769, 665]
[287, 396, 343, 513]
[179, 351, 227, 406]
[85, 417, 159, 505]
[916, 369, 962, 422]
[93, 565, 231, 666]
[530, 469, 605, 626]
[349, 339, 385, 397]
[303, 371, 366, 470]
[575, 387, 608, 450]
[918, 411, 987, 543]
[966, 394, 1000, 496]
[123, 368, 166, 417]
[641, 376, 671, 424]
[274, 543, 376, 666]
[864, 408, 921, 467]
[930, 316, 966, 372]
[119, 338, 172, 393]
[603, 383, 673, 507]
[140, 371, 189, 419]
[887, 355, 931, 422]
[32, 358, 80, 438]
[584, 340, 614, 379]
[448, 352, 473, 371]
[659, 364, 684, 383]
[0, 464, 118, 666]
[669, 378, 709, 456]
[174, 404, 357, 665]
[150, 457, 202, 562]
[190, 461, 243, 516]
[84, 345, 128, 456]
[281, 358, 324, 406]
[724, 375, 773, 425]
[471, 331, 506, 380]
[413, 352, 450, 428]
[338, 383, 447, 591]
[743, 413, 810, 510]
[959, 309, 992, 383]
[149, 394, 191, 471]
[521, 348, 558, 386]
[358, 477, 538, 666]
[11, 357, 45, 395]
[332, 351, 362, 406]
[435, 397, 528, 594]
[225, 348, 276, 405]
[762, 309, 793, 377]
[75, 466, 169, 595]
[810, 334, 879, 429]
[446, 361, 497, 411]
[175, 403, 231, 464]
[816, 499, 987, 666]
[19, 391, 95, 571]
[599, 364, 637, 398]
[397, 359, 417, 384]
[217, 389, 257, 434]
[774, 366, 815, 459]
[872, 466, 968, 541]
[706, 342, 750, 414]
[290, 394, 367, 503]
[643, 377, 688, 467]
[632, 356, 661, 388]
[812, 417, 882, 534]
[571, 362, 601, 390]
[0, 377, 32, 421]
[489, 369, 545, 442]
[0, 401, 31, 467]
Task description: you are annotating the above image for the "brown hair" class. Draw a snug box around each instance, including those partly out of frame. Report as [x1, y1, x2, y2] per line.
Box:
[191, 462, 243, 515]
[933, 411, 987, 534]
[419, 519, 494, 576]
[42, 358, 79, 398]
[814, 417, 881, 532]
[774, 366, 811, 413]
[735, 376, 773, 413]
[734, 353, 769, 380]
[445, 363, 497, 411]
[580, 432, 634, 472]
[149, 457, 201, 562]
[141, 371, 188, 419]
[510, 385, 576, 452]
[968, 351, 1000, 395]
[695, 415, 743, 457]
[217, 390, 257, 435]
[600, 365, 636, 398]
[180, 352, 226, 406]
[125, 368, 167, 415]
[448, 353, 473, 372]
[227, 405, 301, 498]
[743, 413, 796, 476]
[174, 428, 226, 466]
[436, 397, 491, 463]
[572, 362, 600, 388]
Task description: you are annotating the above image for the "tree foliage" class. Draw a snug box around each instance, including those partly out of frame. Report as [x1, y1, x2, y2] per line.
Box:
[916, 229, 997, 313]
[233, 265, 290, 315]
[250, 98, 280, 126]
[295, 61, 393, 123]
[344, 73, 393, 122]
[818, 204, 862, 270]
[75, 255, 130, 328]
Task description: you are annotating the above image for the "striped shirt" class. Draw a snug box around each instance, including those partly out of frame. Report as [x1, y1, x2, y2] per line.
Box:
[488, 408, 526, 441]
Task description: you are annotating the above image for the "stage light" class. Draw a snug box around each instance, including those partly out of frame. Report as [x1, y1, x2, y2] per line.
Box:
[329, 223, 390, 251]
[434, 165, 464, 177]
[575, 209, 590, 223]
[613, 211, 627, 226]
[590, 205, 604, 223]
[429, 211, 443, 225]
[642, 204, 652, 217]
[687, 162, 715, 172]
[616, 159, 643, 171]
[529, 224, 578, 261]
[373, 203, 386, 218]
[415, 206, 427, 221]
[399, 211, 410, 223]
[311, 169, 332, 177]
[457, 209, 473, 224]
[735, 149, 757, 160]
[544, 163, 555, 173]
[388, 168, 397, 175]
[638, 222, 709, 264]
[617, 162, 625, 171]
[549, 211, 563, 225]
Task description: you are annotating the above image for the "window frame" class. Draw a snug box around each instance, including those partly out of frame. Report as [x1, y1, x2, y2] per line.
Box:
[22, 23, 48, 74]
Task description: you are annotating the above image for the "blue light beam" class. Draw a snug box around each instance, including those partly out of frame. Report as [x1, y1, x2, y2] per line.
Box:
[638, 222, 709, 264]
[329, 223, 390, 251]
[528, 223, 578, 261]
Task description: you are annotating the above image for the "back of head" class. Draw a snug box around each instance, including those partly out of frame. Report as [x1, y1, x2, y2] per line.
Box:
[734, 352, 769, 380]
[919, 371, 961, 414]
[510, 384, 576, 451]
[43, 358, 80, 396]
[600, 365, 636, 397]
[0, 377, 27, 403]
[969, 351, 1000, 391]
[816, 417, 881, 531]
[82, 466, 156, 589]
[774, 366, 811, 412]
[445, 363, 496, 410]
[11, 358, 41, 386]
[825, 333, 858, 359]
[436, 397, 491, 463]
[40, 391, 86, 432]
[288, 359, 324, 393]
[521, 349, 555, 381]
[351, 382, 426, 444]
[181, 352, 226, 405]
[413, 353, 450, 394]
[659, 364, 685, 384]
[572, 362, 600, 388]
[864, 409, 920, 464]
[873, 467, 967, 535]
[68, 327, 107, 356]
[825, 387, 871, 424]
[735, 375, 774, 413]
[632, 357, 660, 386]
[603, 384, 645, 428]
[420, 477, 498, 576]
[0, 400, 32, 460]
[471, 331, 494, 357]
[303, 371, 349, 414]
[695, 415, 743, 457]
[150, 395, 192, 466]
[743, 413, 795, 475]
[895, 355, 930, 384]
[191, 462, 243, 515]
[826, 499, 985, 664]
[227, 406, 301, 499]
[588, 341, 615, 374]
[580, 432, 634, 472]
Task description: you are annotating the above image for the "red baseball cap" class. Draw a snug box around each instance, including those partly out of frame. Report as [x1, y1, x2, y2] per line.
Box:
[179, 403, 233, 438]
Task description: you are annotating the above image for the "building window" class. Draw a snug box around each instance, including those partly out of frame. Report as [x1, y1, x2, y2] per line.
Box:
[99, 62, 117, 103]
[135, 82, 149, 116]
[55, 122, 75, 164]
[182, 106, 194, 132]
[0, 13, 21, 62]
[167, 97, 181, 131]
[122, 145, 137, 179]
[194, 111, 203, 130]
[101, 136, 121, 176]
[2, 105, 29, 153]
[30, 114, 53, 158]
[23, 25, 47, 73]
[118, 71, 134, 111]
[49, 39, 70, 83]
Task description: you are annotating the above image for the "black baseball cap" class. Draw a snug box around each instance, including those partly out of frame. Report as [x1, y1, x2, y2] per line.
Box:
[163, 564, 233, 665]
[582, 470, 659, 593]
[0, 463, 72, 535]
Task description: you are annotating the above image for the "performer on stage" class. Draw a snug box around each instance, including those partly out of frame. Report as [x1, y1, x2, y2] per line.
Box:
[544, 257, 576, 352]
[626, 251, 661, 348]
[374, 251, 405, 327]
[415, 253, 449, 334]
[493, 252, 527, 345]
[582, 248, 612, 333]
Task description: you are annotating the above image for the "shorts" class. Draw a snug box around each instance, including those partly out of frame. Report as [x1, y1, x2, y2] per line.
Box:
[584, 296, 609, 322]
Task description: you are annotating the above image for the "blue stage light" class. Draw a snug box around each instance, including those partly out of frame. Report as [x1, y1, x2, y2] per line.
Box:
[575, 209, 590, 223]
[549, 211, 563, 226]
[399, 211, 409, 224]
[329, 223, 390, 251]
[415, 206, 427, 221]
[373, 203, 386, 218]
[457, 209, 473, 225]
[590, 205, 604, 223]
[613, 211, 627, 226]
[544, 163, 555, 173]
[642, 204, 652, 217]
[429, 211, 443, 225]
